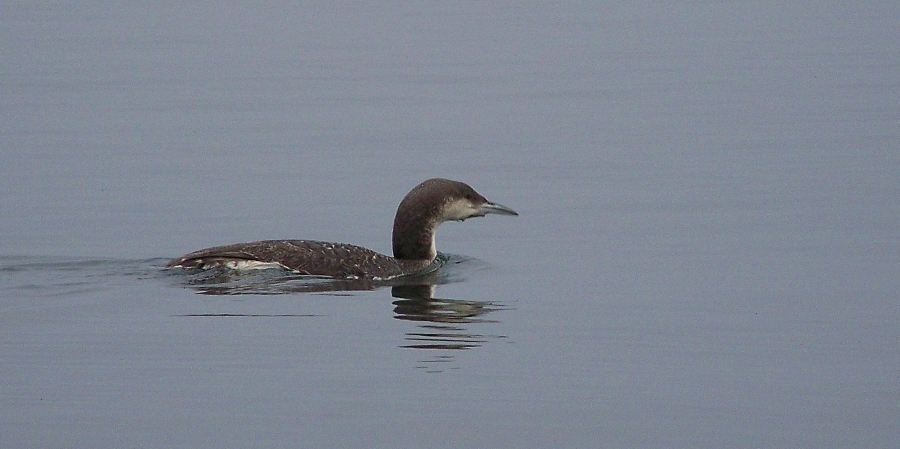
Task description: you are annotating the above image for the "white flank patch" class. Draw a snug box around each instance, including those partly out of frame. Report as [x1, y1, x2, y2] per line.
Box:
[224, 260, 287, 271]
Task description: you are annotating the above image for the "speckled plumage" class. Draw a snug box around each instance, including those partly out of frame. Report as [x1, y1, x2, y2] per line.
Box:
[166, 178, 517, 279]
[167, 240, 431, 279]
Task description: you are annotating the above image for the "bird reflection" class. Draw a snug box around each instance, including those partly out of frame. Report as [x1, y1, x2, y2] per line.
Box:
[168, 257, 509, 371]
[391, 284, 505, 352]
[177, 266, 393, 295]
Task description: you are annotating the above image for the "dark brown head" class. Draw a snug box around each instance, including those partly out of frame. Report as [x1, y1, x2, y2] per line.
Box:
[391, 178, 517, 261]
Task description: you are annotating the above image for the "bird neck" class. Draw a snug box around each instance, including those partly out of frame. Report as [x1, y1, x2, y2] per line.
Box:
[392, 211, 438, 261]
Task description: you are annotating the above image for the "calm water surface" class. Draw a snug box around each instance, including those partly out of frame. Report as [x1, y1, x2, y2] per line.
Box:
[2, 2, 898, 448]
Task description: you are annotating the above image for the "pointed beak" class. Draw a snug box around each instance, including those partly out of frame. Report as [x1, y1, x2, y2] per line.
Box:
[478, 201, 518, 217]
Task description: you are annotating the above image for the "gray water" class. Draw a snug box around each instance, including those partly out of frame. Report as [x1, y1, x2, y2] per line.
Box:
[2, 2, 898, 448]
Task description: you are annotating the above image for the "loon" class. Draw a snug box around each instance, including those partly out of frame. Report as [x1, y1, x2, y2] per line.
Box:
[165, 178, 517, 279]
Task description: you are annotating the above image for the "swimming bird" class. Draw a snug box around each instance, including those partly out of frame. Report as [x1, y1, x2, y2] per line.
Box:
[166, 178, 517, 279]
